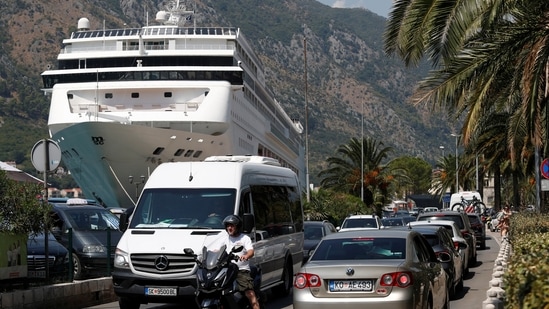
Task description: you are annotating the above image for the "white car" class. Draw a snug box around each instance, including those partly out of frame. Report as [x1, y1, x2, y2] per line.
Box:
[408, 220, 471, 274]
[337, 214, 383, 232]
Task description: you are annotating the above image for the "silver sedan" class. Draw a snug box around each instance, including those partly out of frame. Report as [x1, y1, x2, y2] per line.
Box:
[293, 229, 449, 309]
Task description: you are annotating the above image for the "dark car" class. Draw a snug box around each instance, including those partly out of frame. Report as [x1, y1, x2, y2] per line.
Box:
[416, 210, 477, 265]
[27, 232, 69, 279]
[49, 198, 122, 280]
[302, 220, 337, 263]
[406, 225, 464, 299]
[467, 213, 486, 249]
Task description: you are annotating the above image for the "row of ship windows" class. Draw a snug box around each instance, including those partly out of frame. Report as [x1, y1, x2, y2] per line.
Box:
[152, 146, 203, 158]
[42, 70, 243, 88]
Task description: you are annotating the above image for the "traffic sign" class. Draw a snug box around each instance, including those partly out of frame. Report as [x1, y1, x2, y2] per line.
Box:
[542, 158, 549, 179]
[31, 139, 61, 172]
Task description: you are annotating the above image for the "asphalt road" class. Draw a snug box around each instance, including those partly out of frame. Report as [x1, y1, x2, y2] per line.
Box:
[88, 229, 504, 309]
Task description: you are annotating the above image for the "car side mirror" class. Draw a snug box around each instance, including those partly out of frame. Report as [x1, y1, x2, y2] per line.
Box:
[242, 213, 255, 234]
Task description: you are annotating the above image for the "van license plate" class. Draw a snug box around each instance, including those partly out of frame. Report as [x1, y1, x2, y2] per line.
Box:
[145, 287, 177, 296]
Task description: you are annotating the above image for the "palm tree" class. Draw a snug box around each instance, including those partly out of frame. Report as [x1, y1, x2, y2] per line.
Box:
[318, 137, 394, 209]
[385, 0, 549, 210]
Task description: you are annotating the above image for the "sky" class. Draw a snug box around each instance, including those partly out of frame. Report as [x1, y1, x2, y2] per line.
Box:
[316, 0, 393, 18]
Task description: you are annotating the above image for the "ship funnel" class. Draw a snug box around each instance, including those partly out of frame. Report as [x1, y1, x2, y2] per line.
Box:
[77, 18, 90, 30]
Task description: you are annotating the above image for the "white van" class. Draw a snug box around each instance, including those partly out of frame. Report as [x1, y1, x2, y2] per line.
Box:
[112, 156, 304, 308]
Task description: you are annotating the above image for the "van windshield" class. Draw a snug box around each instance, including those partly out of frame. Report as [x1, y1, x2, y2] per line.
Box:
[129, 188, 236, 229]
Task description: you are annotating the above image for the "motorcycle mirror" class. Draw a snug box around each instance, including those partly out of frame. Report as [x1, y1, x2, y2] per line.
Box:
[183, 248, 195, 256]
[231, 245, 244, 253]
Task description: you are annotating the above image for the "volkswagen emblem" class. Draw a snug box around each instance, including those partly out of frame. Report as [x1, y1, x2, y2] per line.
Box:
[154, 255, 169, 271]
[346, 267, 355, 276]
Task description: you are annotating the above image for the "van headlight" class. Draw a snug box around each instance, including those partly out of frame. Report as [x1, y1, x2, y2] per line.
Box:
[114, 248, 130, 268]
[83, 245, 105, 253]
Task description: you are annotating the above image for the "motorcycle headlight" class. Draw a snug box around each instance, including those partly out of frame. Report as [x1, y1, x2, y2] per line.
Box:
[114, 248, 130, 269]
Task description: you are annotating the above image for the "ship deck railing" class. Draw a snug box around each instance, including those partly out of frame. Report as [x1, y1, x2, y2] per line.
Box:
[69, 26, 238, 40]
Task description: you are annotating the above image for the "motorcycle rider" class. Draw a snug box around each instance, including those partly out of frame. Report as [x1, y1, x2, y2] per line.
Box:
[223, 215, 260, 309]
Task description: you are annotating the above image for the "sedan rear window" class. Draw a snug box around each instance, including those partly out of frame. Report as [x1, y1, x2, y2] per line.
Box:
[310, 238, 405, 260]
[342, 218, 377, 229]
[418, 216, 464, 229]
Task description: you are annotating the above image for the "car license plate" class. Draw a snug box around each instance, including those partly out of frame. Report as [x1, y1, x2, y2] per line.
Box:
[28, 270, 46, 278]
[145, 287, 177, 296]
[329, 280, 373, 292]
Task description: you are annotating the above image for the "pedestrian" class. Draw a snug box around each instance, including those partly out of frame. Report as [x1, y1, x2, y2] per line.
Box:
[497, 205, 512, 239]
[222, 215, 260, 309]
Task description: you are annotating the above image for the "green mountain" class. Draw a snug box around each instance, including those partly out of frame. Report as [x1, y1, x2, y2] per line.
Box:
[0, 0, 452, 185]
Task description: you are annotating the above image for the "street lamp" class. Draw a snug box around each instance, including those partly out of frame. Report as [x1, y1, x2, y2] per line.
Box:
[451, 133, 461, 193]
[439, 145, 445, 157]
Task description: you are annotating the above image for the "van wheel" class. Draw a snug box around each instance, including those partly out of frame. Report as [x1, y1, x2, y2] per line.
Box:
[273, 261, 292, 297]
[119, 296, 140, 309]
[72, 253, 84, 280]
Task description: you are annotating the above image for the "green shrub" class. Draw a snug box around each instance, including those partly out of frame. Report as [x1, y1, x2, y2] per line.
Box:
[504, 213, 549, 308]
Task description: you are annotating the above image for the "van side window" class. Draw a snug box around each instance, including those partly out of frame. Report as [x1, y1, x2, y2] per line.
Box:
[251, 185, 302, 238]
[239, 190, 252, 215]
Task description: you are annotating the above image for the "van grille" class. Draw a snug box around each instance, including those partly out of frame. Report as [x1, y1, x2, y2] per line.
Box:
[130, 254, 196, 274]
[27, 255, 56, 270]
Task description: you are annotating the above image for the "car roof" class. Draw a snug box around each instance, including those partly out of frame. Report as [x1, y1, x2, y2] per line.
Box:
[304, 220, 331, 225]
[50, 198, 107, 211]
[344, 215, 378, 219]
[325, 228, 412, 240]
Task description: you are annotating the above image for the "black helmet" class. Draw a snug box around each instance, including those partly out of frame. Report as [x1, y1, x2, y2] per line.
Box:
[223, 215, 242, 231]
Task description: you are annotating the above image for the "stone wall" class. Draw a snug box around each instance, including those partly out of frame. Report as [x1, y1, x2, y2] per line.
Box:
[0, 277, 116, 309]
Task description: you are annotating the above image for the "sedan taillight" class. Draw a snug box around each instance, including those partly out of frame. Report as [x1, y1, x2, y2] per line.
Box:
[294, 273, 322, 289]
[380, 271, 413, 287]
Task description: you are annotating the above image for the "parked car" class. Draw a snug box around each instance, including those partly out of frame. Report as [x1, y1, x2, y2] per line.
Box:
[293, 229, 449, 309]
[409, 207, 422, 216]
[409, 219, 471, 274]
[303, 220, 337, 263]
[49, 198, 122, 280]
[406, 225, 464, 299]
[416, 210, 477, 265]
[336, 214, 383, 232]
[467, 213, 486, 249]
[27, 232, 69, 279]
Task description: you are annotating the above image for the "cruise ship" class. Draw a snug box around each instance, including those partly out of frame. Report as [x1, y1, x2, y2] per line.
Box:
[41, 1, 305, 209]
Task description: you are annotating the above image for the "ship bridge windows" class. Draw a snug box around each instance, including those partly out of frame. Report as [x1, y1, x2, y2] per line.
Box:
[164, 92, 172, 98]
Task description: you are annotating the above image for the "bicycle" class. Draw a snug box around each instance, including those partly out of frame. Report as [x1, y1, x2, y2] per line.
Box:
[451, 196, 486, 214]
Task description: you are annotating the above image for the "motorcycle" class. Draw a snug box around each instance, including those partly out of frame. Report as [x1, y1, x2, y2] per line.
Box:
[184, 245, 264, 309]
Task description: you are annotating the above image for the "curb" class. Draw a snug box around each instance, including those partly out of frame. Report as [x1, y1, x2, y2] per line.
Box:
[482, 237, 510, 309]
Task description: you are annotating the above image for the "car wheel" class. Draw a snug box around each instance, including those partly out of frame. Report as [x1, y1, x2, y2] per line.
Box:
[457, 272, 464, 291]
[448, 276, 456, 300]
[119, 296, 140, 309]
[273, 260, 293, 297]
[480, 238, 486, 250]
[72, 253, 84, 280]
